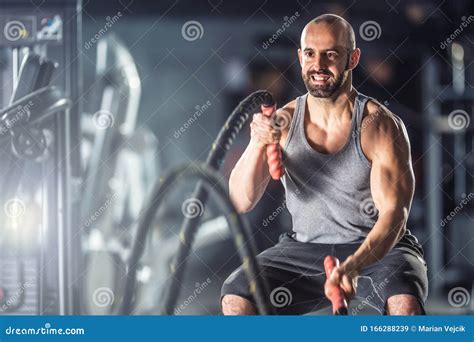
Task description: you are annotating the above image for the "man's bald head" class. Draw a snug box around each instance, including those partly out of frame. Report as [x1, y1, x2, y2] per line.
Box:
[301, 14, 356, 50]
[298, 14, 360, 98]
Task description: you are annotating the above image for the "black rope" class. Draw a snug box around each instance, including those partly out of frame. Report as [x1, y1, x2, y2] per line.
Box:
[160, 90, 275, 314]
[205, 90, 274, 169]
[121, 90, 275, 315]
[121, 164, 274, 315]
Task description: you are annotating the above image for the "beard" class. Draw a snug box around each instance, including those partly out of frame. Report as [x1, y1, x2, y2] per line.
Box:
[302, 69, 347, 98]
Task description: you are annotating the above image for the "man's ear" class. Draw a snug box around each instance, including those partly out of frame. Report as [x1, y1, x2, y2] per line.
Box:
[348, 48, 361, 70]
[298, 48, 303, 67]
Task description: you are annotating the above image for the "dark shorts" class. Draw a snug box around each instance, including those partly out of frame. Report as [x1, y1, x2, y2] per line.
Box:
[221, 233, 428, 315]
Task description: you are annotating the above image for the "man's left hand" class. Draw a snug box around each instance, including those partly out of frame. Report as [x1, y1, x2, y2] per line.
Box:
[324, 260, 359, 300]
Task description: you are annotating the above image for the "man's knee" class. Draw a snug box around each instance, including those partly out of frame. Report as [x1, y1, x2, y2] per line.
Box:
[386, 294, 424, 315]
[221, 294, 257, 315]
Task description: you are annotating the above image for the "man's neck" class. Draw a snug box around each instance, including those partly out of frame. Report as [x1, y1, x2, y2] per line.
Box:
[307, 83, 356, 126]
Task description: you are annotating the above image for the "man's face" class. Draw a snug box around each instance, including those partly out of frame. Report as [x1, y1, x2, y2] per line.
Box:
[298, 23, 356, 98]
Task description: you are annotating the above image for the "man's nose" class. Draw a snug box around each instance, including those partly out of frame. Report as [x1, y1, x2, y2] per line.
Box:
[309, 53, 325, 71]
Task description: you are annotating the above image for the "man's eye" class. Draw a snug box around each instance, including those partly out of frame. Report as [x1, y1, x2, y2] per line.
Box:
[327, 52, 338, 59]
[305, 51, 313, 57]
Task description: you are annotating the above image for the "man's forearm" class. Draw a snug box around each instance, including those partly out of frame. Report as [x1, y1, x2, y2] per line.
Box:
[342, 208, 408, 277]
[229, 142, 270, 213]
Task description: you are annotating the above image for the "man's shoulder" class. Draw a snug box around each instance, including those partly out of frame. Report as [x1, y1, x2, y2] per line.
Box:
[279, 98, 297, 116]
[276, 98, 299, 129]
[362, 99, 407, 139]
[277, 98, 299, 146]
[360, 99, 411, 160]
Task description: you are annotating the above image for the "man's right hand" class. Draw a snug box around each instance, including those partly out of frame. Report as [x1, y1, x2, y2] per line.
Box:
[249, 113, 281, 149]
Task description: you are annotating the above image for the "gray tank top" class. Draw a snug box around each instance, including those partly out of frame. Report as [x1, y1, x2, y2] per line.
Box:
[281, 92, 377, 244]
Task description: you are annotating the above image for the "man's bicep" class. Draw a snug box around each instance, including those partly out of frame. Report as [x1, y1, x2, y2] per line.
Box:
[369, 118, 414, 215]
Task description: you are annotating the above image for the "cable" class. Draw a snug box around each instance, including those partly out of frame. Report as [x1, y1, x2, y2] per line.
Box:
[121, 164, 274, 315]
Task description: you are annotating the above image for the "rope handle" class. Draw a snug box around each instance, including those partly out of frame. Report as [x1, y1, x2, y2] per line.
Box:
[324, 256, 349, 315]
[261, 104, 284, 180]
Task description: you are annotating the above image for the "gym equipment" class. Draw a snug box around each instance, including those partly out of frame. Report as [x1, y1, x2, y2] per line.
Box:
[121, 164, 274, 315]
[161, 90, 275, 315]
[81, 33, 142, 229]
[0, 54, 71, 315]
[121, 90, 276, 315]
[79, 33, 161, 315]
[0, 0, 81, 315]
[422, 40, 473, 299]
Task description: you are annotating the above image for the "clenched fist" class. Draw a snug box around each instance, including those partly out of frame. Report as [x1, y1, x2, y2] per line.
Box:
[249, 113, 281, 149]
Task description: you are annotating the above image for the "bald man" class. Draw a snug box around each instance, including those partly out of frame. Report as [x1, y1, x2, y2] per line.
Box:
[221, 14, 428, 315]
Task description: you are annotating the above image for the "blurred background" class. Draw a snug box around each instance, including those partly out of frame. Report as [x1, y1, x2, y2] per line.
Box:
[0, 0, 472, 315]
